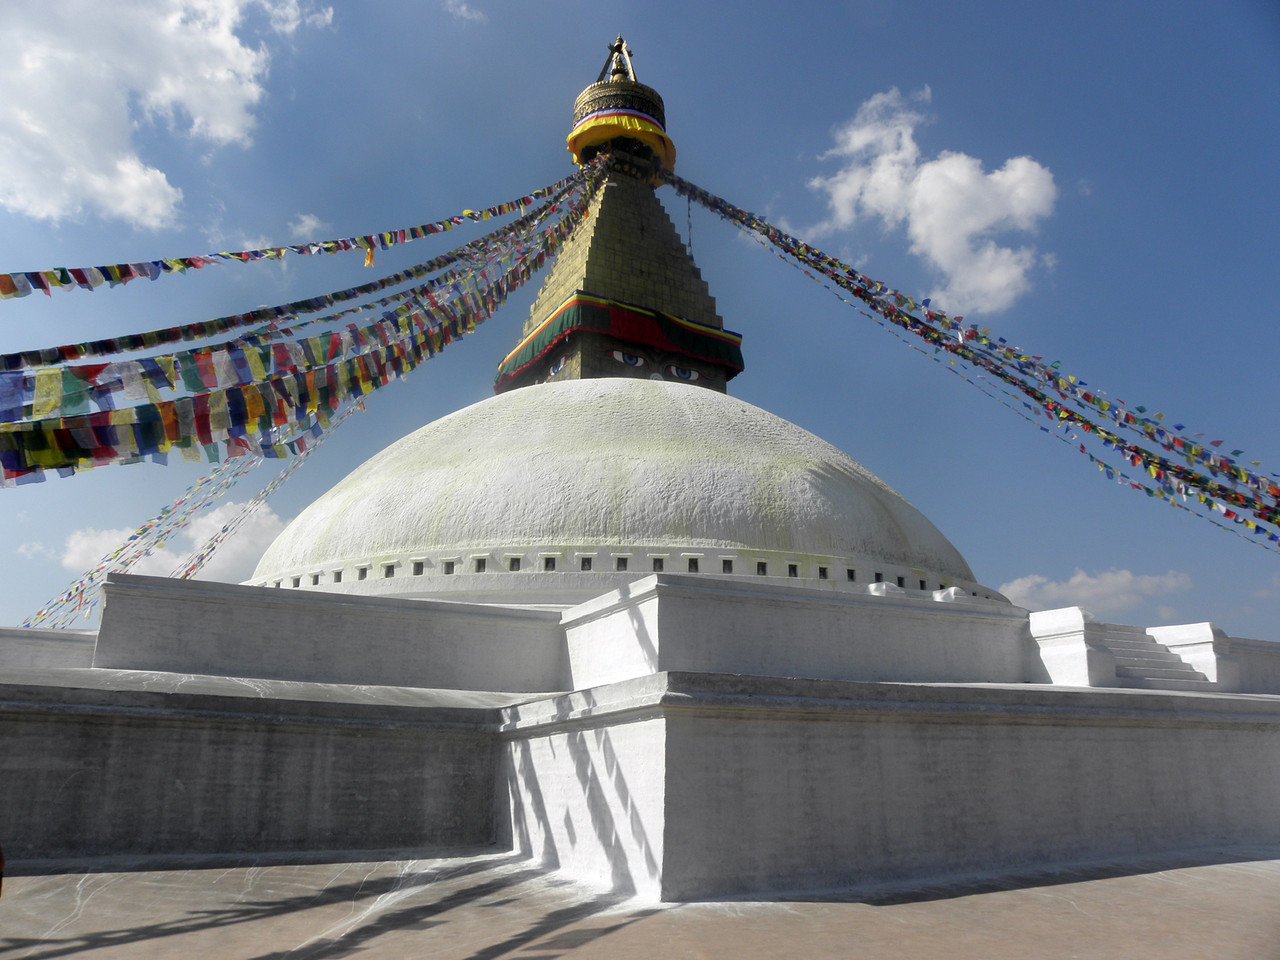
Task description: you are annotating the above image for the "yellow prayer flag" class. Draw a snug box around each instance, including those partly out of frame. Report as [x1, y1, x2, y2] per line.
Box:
[244, 385, 265, 423]
[245, 347, 268, 381]
[32, 368, 62, 418]
[29, 431, 65, 467]
[208, 391, 229, 435]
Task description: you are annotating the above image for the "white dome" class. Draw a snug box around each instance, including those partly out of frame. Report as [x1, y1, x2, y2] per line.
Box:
[251, 379, 998, 603]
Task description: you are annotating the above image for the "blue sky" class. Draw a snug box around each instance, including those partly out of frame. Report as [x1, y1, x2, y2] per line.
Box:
[2, 0, 1278, 637]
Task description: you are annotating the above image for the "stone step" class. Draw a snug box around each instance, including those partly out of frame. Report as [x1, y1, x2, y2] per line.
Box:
[1100, 625, 1152, 637]
[1114, 665, 1205, 680]
[1110, 652, 1191, 668]
[1115, 664, 1209, 681]
[1116, 676, 1219, 692]
[1100, 640, 1172, 655]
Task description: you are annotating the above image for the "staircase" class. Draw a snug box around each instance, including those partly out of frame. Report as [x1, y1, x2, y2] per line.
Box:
[1095, 624, 1216, 692]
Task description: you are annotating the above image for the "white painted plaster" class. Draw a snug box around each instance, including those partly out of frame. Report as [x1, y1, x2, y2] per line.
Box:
[657, 674, 1280, 900]
[94, 573, 567, 692]
[563, 574, 1039, 688]
[1, 672, 498, 859]
[0, 627, 96, 670]
[1146, 622, 1229, 685]
[251, 379, 999, 603]
[1028, 607, 1119, 686]
[496, 672, 1280, 901]
[1217, 637, 1280, 693]
[1148, 622, 1280, 694]
[503, 704, 667, 899]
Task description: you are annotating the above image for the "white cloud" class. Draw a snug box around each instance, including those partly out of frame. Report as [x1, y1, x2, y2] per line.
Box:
[444, 0, 487, 23]
[238, 234, 274, 252]
[263, 0, 333, 33]
[999, 568, 1191, 618]
[61, 526, 178, 577]
[288, 212, 329, 239]
[809, 87, 1057, 314]
[0, 0, 329, 229]
[181, 500, 287, 582]
[60, 501, 286, 584]
[1253, 571, 1280, 600]
[17, 541, 59, 562]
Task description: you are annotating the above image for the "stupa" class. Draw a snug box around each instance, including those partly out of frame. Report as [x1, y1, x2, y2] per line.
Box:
[3, 36, 1279, 904]
[248, 35, 1005, 609]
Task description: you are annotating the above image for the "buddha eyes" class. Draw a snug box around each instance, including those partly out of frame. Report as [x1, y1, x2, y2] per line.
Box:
[604, 350, 704, 381]
[665, 364, 702, 381]
[610, 350, 647, 367]
[548, 356, 567, 375]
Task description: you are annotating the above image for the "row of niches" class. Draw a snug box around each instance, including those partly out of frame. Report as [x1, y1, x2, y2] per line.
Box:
[252, 548, 1000, 602]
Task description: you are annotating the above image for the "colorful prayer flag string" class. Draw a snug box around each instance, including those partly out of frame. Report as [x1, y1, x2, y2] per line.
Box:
[21, 453, 262, 627]
[659, 167, 1280, 550]
[0, 191, 572, 420]
[172, 401, 364, 579]
[741, 223, 1280, 556]
[0, 171, 585, 301]
[0, 168, 595, 371]
[0, 164, 605, 484]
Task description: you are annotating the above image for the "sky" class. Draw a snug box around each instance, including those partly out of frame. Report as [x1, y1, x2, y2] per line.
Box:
[1, 0, 1278, 638]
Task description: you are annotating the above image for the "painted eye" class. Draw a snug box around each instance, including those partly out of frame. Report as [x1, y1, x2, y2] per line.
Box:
[665, 364, 702, 382]
[610, 350, 646, 367]
[548, 356, 567, 376]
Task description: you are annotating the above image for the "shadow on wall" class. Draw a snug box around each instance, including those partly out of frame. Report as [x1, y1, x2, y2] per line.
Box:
[507, 687, 661, 898]
[628, 596, 659, 674]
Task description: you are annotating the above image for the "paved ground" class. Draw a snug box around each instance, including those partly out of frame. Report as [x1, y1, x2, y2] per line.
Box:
[3, 848, 1279, 959]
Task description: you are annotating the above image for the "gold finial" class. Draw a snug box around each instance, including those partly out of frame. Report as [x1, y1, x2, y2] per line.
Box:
[597, 34, 637, 83]
[569, 34, 674, 172]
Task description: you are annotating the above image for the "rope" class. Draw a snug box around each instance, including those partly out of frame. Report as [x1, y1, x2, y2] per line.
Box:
[660, 168, 1280, 553]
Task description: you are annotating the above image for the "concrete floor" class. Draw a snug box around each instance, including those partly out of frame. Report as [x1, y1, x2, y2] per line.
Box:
[3, 848, 1279, 960]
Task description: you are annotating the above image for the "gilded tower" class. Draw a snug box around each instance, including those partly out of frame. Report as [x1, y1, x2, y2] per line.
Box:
[494, 36, 744, 394]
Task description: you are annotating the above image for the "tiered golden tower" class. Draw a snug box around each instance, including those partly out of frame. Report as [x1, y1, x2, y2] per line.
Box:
[494, 36, 743, 394]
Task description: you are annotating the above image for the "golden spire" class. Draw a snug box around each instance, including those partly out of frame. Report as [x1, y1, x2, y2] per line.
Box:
[493, 37, 742, 395]
[567, 34, 676, 172]
[598, 34, 637, 82]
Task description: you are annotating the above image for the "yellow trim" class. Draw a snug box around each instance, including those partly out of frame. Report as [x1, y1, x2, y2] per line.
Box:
[499, 295, 592, 369]
[567, 114, 676, 171]
[499, 293, 740, 371]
